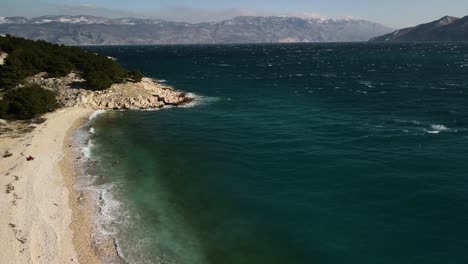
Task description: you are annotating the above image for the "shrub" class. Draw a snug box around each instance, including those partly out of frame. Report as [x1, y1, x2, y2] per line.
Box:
[0, 99, 8, 117]
[129, 70, 144, 82]
[0, 35, 130, 90]
[0, 84, 60, 119]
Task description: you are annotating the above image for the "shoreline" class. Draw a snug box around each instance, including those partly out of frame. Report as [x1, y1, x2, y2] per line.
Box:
[0, 70, 195, 263]
[61, 108, 110, 264]
[65, 110, 125, 264]
[0, 106, 117, 263]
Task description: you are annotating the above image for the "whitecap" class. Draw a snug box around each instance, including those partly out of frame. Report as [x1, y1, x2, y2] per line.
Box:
[359, 81, 374, 88]
[178, 93, 220, 108]
[431, 124, 449, 131]
[89, 127, 96, 134]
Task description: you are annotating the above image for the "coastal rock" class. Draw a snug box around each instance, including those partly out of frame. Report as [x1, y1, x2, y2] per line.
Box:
[0, 52, 7, 65]
[24, 73, 193, 110]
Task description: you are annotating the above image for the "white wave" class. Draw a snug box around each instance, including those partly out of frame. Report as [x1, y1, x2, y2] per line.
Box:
[431, 124, 449, 131]
[139, 92, 219, 110]
[178, 92, 220, 108]
[89, 110, 107, 121]
[359, 80, 374, 88]
[140, 106, 172, 112]
[425, 124, 450, 134]
[82, 139, 95, 159]
[95, 186, 128, 236]
[89, 127, 96, 134]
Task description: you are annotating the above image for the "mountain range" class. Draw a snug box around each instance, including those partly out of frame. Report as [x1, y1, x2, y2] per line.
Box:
[370, 16, 468, 42]
[0, 15, 393, 45]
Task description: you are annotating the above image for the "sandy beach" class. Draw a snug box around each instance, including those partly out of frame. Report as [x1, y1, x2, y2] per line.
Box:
[0, 107, 103, 263]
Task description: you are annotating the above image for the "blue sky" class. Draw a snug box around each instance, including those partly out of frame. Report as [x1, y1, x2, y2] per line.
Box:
[1, 0, 468, 28]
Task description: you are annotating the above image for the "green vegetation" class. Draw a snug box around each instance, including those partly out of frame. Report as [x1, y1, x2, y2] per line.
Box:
[129, 70, 144, 83]
[0, 35, 145, 120]
[0, 84, 59, 120]
[0, 35, 143, 90]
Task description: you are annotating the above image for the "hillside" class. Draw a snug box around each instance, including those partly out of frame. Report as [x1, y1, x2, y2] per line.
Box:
[0, 35, 140, 90]
[0, 15, 393, 45]
[0, 35, 190, 120]
[370, 16, 468, 42]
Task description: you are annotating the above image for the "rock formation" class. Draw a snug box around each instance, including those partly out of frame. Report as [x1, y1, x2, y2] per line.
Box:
[24, 73, 193, 110]
[0, 52, 6, 65]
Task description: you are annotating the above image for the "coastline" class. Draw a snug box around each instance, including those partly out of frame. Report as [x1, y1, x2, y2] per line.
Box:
[0, 70, 194, 263]
[61, 108, 113, 264]
[64, 110, 125, 264]
[0, 106, 109, 263]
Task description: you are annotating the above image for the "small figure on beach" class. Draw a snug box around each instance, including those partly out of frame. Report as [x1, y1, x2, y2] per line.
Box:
[26, 155, 34, 161]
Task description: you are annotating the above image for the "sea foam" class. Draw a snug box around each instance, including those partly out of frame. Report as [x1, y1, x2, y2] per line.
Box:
[89, 110, 107, 121]
[82, 139, 95, 159]
[431, 124, 449, 131]
[178, 92, 220, 108]
[426, 124, 450, 134]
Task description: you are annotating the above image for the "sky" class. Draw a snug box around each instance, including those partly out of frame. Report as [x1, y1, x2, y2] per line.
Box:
[1, 0, 468, 28]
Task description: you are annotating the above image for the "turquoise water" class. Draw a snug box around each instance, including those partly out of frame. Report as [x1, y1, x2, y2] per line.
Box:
[84, 43, 468, 264]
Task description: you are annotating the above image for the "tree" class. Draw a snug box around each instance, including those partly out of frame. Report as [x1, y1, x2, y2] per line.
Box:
[0, 35, 131, 90]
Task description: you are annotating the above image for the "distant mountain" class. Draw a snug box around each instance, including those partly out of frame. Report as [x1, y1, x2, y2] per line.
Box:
[0, 15, 393, 45]
[370, 16, 468, 42]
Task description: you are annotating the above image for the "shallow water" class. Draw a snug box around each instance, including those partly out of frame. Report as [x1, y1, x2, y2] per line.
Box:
[83, 43, 468, 264]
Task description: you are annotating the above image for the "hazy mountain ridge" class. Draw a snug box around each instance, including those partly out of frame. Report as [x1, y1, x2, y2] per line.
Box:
[370, 16, 468, 42]
[0, 15, 393, 45]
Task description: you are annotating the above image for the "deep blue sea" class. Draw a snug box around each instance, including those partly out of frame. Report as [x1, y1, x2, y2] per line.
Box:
[81, 43, 468, 264]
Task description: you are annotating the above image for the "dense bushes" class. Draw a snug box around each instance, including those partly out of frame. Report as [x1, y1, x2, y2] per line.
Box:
[0, 35, 146, 120]
[129, 70, 144, 82]
[0, 84, 59, 119]
[0, 35, 143, 90]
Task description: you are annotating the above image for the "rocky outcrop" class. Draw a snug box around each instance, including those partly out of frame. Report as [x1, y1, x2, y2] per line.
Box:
[24, 73, 193, 110]
[0, 52, 7, 65]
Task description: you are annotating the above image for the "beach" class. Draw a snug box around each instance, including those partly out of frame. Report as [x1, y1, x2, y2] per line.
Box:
[0, 107, 102, 263]
[0, 64, 192, 263]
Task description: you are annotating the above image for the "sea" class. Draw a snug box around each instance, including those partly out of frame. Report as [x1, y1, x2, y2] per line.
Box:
[76, 43, 468, 264]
